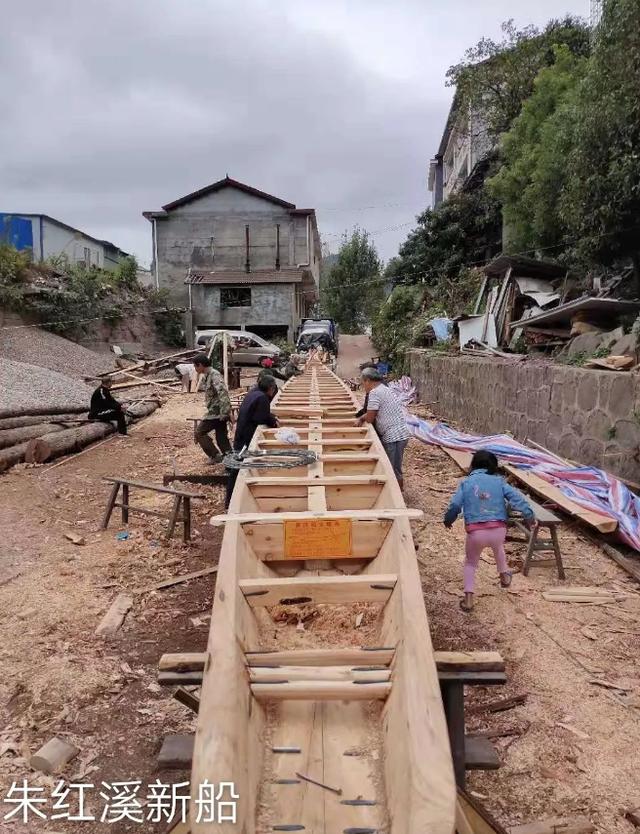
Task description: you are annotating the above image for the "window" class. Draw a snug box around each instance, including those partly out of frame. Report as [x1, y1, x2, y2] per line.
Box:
[220, 287, 251, 307]
[83, 247, 91, 266]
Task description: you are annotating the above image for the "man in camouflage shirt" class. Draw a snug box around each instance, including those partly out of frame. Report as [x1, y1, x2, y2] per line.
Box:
[193, 353, 232, 463]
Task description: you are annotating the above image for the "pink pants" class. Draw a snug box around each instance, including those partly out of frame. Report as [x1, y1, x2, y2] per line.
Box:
[464, 526, 509, 593]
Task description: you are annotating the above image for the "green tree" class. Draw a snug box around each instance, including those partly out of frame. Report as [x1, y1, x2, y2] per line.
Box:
[488, 45, 587, 253]
[393, 188, 502, 287]
[561, 0, 640, 279]
[321, 229, 384, 334]
[447, 17, 590, 140]
[371, 285, 423, 372]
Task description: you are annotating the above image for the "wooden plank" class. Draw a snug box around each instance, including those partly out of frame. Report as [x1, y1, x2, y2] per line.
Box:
[434, 651, 505, 673]
[248, 666, 392, 683]
[95, 593, 133, 636]
[246, 648, 395, 667]
[245, 476, 387, 487]
[464, 737, 500, 770]
[103, 476, 205, 499]
[601, 543, 640, 584]
[508, 818, 595, 834]
[158, 734, 194, 770]
[134, 566, 218, 594]
[251, 680, 392, 701]
[442, 447, 616, 534]
[174, 688, 200, 714]
[239, 574, 397, 607]
[159, 653, 208, 672]
[210, 508, 422, 526]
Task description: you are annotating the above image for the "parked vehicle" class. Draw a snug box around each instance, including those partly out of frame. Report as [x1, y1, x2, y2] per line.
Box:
[296, 318, 339, 354]
[194, 329, 282, 367]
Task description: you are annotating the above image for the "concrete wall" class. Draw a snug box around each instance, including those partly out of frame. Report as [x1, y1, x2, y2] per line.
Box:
[191, 283, 296, 339]
[409, 349, 640, 483]
[154, 187, 317, 303]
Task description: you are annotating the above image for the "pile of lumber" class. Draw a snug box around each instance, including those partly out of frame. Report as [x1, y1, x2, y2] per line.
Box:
[87, 347, 201, 390]
[0, 401, 160, 472]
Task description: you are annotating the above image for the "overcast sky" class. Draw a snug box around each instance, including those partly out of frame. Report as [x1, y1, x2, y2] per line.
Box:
[0, 0, 588, 267]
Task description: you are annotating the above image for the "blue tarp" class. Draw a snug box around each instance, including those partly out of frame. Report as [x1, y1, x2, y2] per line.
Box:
[429, 317, 453, 341]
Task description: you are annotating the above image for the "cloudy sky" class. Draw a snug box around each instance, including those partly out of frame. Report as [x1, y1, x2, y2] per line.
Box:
[1, 0, 588, 267]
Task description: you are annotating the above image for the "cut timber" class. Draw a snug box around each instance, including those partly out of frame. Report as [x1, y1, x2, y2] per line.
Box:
[0, 405, 87, 420]
[0, 414, 84, 430]
[251, 680, 392, 701]
[239, 574, 397, 607]
[158, 734, 195, 770]
[30, 737, 80, 774]
[434, 651, 505, 673]
[542, 586, 622, 604]
[0, 441, 30, 473]
[248, 666, 392, 682]
[210, 508, 423, 526]
[600, 543, 640, 584]
[134, 565, 218, 594]
[508, 817, 594, 834]
[246, 647, 395, 667]
[442, 447, 616, 534]
[159, 653, 208, 672]
[95, 593, 133, 636]
[0, 423, 67, 449]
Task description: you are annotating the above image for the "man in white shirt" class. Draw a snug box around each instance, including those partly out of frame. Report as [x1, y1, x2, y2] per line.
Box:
[356, 367, 411, 489]
[174, 362, 197, 393]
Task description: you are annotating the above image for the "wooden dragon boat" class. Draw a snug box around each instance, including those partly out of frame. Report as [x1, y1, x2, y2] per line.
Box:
[189, 359, 456, 833]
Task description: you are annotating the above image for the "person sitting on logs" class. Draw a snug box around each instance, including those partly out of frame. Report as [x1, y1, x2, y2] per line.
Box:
[88, 377, 127, 435]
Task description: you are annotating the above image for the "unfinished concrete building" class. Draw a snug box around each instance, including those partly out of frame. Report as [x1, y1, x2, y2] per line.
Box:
[143, 177, 320, 342]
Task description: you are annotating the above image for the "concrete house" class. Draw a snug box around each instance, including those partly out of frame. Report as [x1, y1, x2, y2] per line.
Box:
[0, 212, 128, 270]
[143, 177, 321, 342]
[428, 96, 494, 207]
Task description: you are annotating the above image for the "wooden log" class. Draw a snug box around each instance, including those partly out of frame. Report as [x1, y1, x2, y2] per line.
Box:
[0, 423, 67, 450]
[0, 441, 31, 473]
[0, 414, 84, 431]
[95, 593, 133, 636]
[0, 405, 87, 420]
[159, 653, 209, 672]
[30, 737, 80, 774]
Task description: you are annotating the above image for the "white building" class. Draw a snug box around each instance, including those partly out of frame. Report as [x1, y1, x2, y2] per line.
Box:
[0, 212, 128, 270]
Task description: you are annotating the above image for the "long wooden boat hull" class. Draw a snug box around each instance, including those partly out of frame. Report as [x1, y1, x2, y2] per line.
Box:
[191, 361, 456, 833]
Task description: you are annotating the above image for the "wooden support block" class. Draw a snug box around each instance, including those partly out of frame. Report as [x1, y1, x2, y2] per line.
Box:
[251, 680, 392, 701]
[174, 687, 200, 714]
[239, 574, 397, 607]
[159, 652, 208, 672]
[508, 817, 595, 834]
[159, 671, 203, 686]
[434, 651, 505, 673]
[30, 737, 80, 774]
[464, 736, 500, 770]
[246, 647, 395, 667]
[95, 593, 133, 636]
[158, 734, 194, 770]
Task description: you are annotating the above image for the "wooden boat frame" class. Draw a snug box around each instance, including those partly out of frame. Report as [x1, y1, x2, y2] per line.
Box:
[190, 360, 456, 833]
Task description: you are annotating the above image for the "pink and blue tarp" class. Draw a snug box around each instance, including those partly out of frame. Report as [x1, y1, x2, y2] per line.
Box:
[406, 413, 640, 553]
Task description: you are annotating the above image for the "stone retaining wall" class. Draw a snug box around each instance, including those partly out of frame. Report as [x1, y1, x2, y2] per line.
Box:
[408, 349, 640, 483]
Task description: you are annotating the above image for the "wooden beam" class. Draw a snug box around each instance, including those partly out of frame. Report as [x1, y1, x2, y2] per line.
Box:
[246, 647, 395, 667]
[434, 651, 505, 673]
[245, 476, 387, 487]
[239, 574, 397, 607]
[248, 666, 392, 683]
[159, 653, 208, 672]
[210, 508, 422, 526]
[251, 680, 392, 701]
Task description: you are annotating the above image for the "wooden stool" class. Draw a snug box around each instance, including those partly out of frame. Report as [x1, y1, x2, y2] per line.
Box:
[101, 478, 204, 542]
[435, 651, 506, 788]
[509, 498, 565, 580]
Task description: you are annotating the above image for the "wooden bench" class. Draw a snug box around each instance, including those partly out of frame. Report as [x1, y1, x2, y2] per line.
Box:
[436, 651, 506, 788]
[101, 478, 205, 542]
[508, 498, 565, 580]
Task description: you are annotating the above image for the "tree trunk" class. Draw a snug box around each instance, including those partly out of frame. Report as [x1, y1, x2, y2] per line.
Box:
[0, 414, 87, 431]
[0, 442, 30, 473]
[0, 405, 87, 420]
[0, 423, 68, 450]
[24, 402, 160, 465]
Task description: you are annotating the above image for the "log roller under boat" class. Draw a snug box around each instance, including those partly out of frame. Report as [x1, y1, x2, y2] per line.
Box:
[190, 358, 456, 833]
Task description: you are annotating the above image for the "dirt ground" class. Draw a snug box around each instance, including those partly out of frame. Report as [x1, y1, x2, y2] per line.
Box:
[1, 366, 640, 833]
[405, 432, 640, 832]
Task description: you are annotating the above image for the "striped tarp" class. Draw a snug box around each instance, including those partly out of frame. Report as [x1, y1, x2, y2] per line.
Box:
[406, 413, 640, 553]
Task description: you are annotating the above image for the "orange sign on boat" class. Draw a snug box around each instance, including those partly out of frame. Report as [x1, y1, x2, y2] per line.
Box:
[284, 518, 352, 559]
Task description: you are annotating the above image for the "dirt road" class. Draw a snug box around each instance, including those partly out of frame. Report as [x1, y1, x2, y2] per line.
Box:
[336, 333, 374, 379]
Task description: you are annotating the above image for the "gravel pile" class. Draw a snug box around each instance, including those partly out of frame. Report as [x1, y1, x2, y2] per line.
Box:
[0, 358, 94, 412]
[0, 327, 115, 381]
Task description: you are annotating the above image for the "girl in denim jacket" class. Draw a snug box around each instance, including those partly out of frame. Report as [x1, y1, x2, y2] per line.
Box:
[444, 449, 535, 612]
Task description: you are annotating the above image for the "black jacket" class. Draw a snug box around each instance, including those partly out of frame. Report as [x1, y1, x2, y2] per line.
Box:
[233, 387, 277, 451]
[89, 385, 122, 418]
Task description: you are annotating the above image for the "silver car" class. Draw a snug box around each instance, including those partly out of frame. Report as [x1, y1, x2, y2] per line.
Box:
[195, 329, 282, 367]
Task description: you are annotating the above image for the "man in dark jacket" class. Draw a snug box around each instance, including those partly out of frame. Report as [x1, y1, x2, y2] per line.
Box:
[89, 378, 127, 435]
[225, 374, 278, 507]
